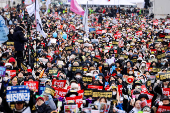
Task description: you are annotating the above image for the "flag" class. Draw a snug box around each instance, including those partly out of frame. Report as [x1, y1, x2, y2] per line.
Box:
[21, 10, 24, 20]
[39, 69, 44, 78]
[0, 15, 9, 44]
[70, 0, 85, 16]
[25, 0, 32, 5]
[26, 0, 46, 38]
[83, 1, 88, 37]
[26, 0, 40, 17]
[45, 0, 51, 15]
[4, 4, 9, 11]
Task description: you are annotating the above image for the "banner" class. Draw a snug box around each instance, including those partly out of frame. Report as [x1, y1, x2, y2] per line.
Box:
[92, 90, 112, 99]
[64, 105, 77, 113]
[39, 86, 45, 95]
[0, 66, 6, 77]
[66, 96, 83, 108]
[44, 86, 55, 96]
[53, 87, 67, 98]
[45, 0, 51, 15]
[89, 28, 95, 32]
[88, 85, 103, 90]
[157, 106, 170, 113]
[6, 85, 30, 102]
[82, 76, 93, 83]
[24, 81, 39, 92]
[163, 88, 170, 96]
[0, 15, 9, 44]
[52, 80, 66, 88]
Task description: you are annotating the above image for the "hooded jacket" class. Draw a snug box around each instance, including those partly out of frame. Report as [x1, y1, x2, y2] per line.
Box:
[13, 26, 28, 51]
[37, 103, 52, 113]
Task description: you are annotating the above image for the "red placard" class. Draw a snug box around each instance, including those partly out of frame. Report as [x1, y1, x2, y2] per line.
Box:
[41, 43, 45, 47]
[114, 32, 121, 39]
[24, 81, 39, 92]
[105, 87, 110, 91]
[136, 31, 142, 36]
[157, 106, 170, 113]
[6, 70, 16, 78]
[69, 24, 76, 31]
[77, 90, 84, 97]
[118, 85, 122, 96]
[163, 88, 170, 96]
[46, 55, 53, 62]
[147, 99, 152, 108]
[57, 25, 63, 29]
[96, 30, 102, 34]
[52, 87, 68, 98]
[66, 96, 83, 108]
[27, 69, 32, 73]
[140, 24, 145, 28]
[141, 85, 148, 93]
[88, 85, 103, 90]
[52, 80, 66, 88]
[118, 40, 124, 47]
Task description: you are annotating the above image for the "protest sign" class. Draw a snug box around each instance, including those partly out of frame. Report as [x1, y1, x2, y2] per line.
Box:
[77, 90, 84, 97]
[71, 66, 82, 72]
[69, 24, 76, 31]
[82, 108, 92, 113]
[96, 30, 102, 34]
[48, 68, 58, 75]
[39, 86, 45, 95]
[24, 81, 39, 92]
[44, 86, 55, 96]
[6, 70, 16, 78]
[64, 105, 77, 113]
[88, 85, 103, 90]
[6, 85, 30, 102]
[89, 28, 96, 32]
[53, 87, 68, 98]
[0, 66, 6, 77]
[52, 80, 66, 88]
[157, 106, 170, 113]
[66, 96, 83, 108]
[92, 90, 112, 99]
[82, 76, 93, 83]
[141, 85, 148, 93]
[6, 41, 14, 48]
[84, 90, 93, 97]
[163, 88, 170, 96]
[118, 85, 122, 96]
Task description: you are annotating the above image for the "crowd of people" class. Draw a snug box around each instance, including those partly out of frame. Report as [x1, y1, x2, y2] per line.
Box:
[0, 2, 170, 113]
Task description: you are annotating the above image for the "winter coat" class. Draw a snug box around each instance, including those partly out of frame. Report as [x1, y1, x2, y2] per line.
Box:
[13, 26, 28, 51]
[37, 103, 52, 113]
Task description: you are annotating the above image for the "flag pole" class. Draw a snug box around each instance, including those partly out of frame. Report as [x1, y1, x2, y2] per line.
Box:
[35, 0, 38, 68]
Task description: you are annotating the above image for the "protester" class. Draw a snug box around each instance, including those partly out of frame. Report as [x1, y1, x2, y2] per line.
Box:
[1, 1, 170, 113]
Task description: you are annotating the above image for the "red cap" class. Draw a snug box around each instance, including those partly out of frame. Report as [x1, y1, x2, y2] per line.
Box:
[9, 57, 15, 63]
[36, 97, 44, 102]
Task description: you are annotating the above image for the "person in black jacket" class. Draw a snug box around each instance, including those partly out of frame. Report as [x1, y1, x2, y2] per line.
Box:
[36, 97, 53, 113]
[13, 23, 28, 68]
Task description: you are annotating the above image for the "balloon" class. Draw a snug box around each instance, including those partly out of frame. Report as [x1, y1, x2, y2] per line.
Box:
[63, 34, 67, 40]
[53, 32, 57, 38]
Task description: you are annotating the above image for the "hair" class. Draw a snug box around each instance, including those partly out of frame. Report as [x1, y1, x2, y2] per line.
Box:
[99, 97, 107, 103]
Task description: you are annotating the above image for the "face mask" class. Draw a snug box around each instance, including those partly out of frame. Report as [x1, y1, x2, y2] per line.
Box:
[99, 79, 102, 81]
[2, 58, 6, 60]
[3, 77, 8, 81]
[76, 75, 81, 79]
[113, 91, 117, 95]
[141, 79, 145, 83]
[161, 62, 165, 65]
[91, 54, 95, 56]
[42, 76, 47, 78]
